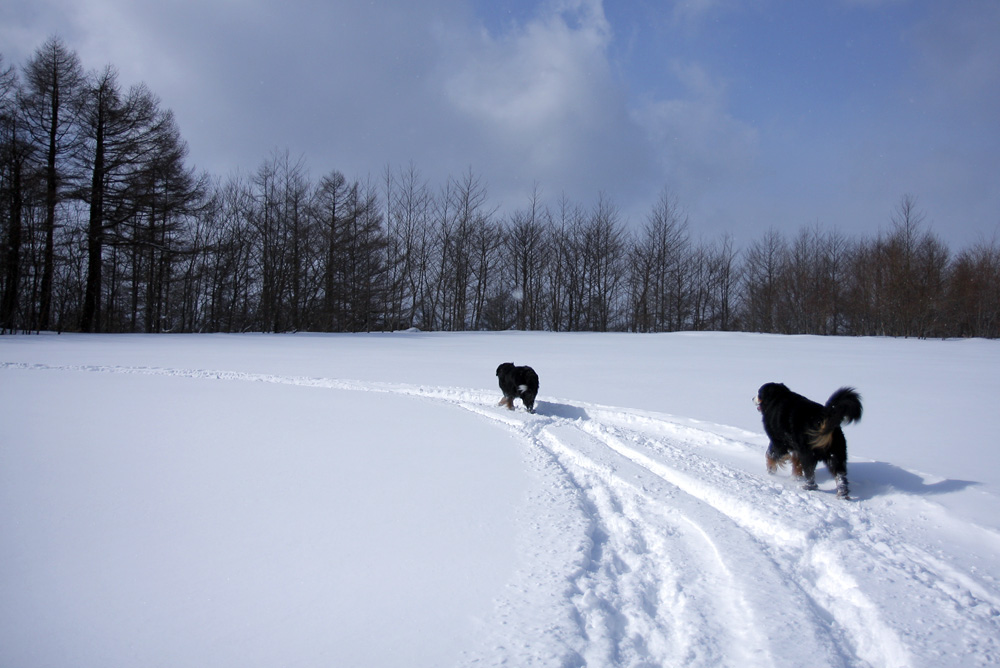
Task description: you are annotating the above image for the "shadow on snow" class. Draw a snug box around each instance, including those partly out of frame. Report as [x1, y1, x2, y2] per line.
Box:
[849, 461, 979, 499]
[534, 402, 590, 421]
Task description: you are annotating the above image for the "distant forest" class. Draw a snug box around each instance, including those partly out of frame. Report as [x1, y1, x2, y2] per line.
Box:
[2, 38, 999, 337]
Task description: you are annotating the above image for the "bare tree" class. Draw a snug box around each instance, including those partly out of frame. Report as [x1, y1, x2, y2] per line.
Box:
[504, 184, 551, 330]
[205, 172, 257, 331]
[739, 227, 786, 332]
[134, 107, 205, 333]
[776, 223, 842, 334]
[0, 54, 30, 332]
[431, 168, 495, 330]
[860, 195, 950, 337]
[249, 153, 286, 331]
[579, 193, 626, 331]
[77, 66, 118, 332]
[76, 69, 178, 331]
[823, 227, 852, 335]
[20, 37, 85, 330]
[947, 235, 1000, 338]
[545, 194, 582, 331]
[383, 162, 434, 330]
[313, 169, 349, 330]
[701, 233, 740, 331]
[469, 211, 504, 330]
[628, 189, 691, 332]
[340, 179, 387, 332]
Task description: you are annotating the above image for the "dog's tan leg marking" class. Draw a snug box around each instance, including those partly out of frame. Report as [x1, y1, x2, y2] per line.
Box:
[767, 453, 793, 474]
[791, 454, 804, 478]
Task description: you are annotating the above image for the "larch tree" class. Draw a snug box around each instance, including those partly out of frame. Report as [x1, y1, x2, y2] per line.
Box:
[20, 37, 85, 330]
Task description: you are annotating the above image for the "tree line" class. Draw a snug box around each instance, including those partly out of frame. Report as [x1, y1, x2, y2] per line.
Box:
[2, 38, 999, 337]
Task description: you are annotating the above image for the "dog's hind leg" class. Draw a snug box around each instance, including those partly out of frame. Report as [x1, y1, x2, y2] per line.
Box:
[835, 474, 850, 499]
[826, 459, 850, 498]
[790, 453, 804, 479]
[827, 432, 850, 499]
[798, 456, 819, 491]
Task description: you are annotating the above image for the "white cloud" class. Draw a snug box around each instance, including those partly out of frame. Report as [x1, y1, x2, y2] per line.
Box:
[438, 0, 654, 206]
[633, 61, 759, 202]
[446, 7, 610, 132]
[436, 0, 765, 219]
[443, 3, 611, 156]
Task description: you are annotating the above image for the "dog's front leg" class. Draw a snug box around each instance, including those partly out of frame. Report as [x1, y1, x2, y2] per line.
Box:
[765, 444, 779, 474]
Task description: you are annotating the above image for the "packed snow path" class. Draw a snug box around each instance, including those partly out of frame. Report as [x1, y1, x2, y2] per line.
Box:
[5, 361, 1000, 668]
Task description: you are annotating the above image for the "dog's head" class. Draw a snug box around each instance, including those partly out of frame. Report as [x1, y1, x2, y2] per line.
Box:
[496, 362, 515, 377]
[754, 382, 788, 413]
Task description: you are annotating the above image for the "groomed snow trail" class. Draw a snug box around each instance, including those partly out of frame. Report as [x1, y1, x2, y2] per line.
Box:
[6, 362, 999, 668]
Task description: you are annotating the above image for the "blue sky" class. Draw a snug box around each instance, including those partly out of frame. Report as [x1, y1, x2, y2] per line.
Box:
[2, 0, 998, 247]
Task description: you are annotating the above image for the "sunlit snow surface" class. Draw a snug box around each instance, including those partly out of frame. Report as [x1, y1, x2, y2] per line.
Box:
[2, 331, 998, 667]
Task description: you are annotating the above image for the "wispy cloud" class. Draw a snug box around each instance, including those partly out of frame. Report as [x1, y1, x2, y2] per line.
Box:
[439, 0, 653, 205]
[633, 61, 759, 203]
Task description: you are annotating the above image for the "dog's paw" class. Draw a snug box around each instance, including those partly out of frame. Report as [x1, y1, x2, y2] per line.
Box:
[801, 480, 819, 491]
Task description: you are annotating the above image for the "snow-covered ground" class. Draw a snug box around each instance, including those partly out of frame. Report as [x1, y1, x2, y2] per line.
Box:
[1, 331, 998, 667]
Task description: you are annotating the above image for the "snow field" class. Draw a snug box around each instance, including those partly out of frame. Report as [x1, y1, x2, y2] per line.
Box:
[2, 331, 999, 667]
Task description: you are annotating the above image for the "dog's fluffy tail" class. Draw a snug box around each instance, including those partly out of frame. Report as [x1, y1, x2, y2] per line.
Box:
[809, 387, 862, 450]
[825, 387, 862, 425]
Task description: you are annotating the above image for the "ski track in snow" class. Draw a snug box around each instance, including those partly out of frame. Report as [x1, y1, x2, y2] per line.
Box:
[6, 361, 1000, 668]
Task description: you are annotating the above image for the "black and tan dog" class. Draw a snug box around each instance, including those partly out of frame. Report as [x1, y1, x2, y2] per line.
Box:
[754, 383, 862, 499]
[496, 363, 539, 413]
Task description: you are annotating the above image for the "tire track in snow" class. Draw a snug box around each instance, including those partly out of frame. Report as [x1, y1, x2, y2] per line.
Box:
[527, 422, 841, 668]
[570, 409, 1000, 667]
[564, 417, 906, 668]
[464, 405, 866, 668]
[5, 362, 999, 667]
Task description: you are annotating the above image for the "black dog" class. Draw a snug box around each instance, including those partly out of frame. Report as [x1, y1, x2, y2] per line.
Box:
[754, 383, 862, 499]
[496, 363, 539, 413]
